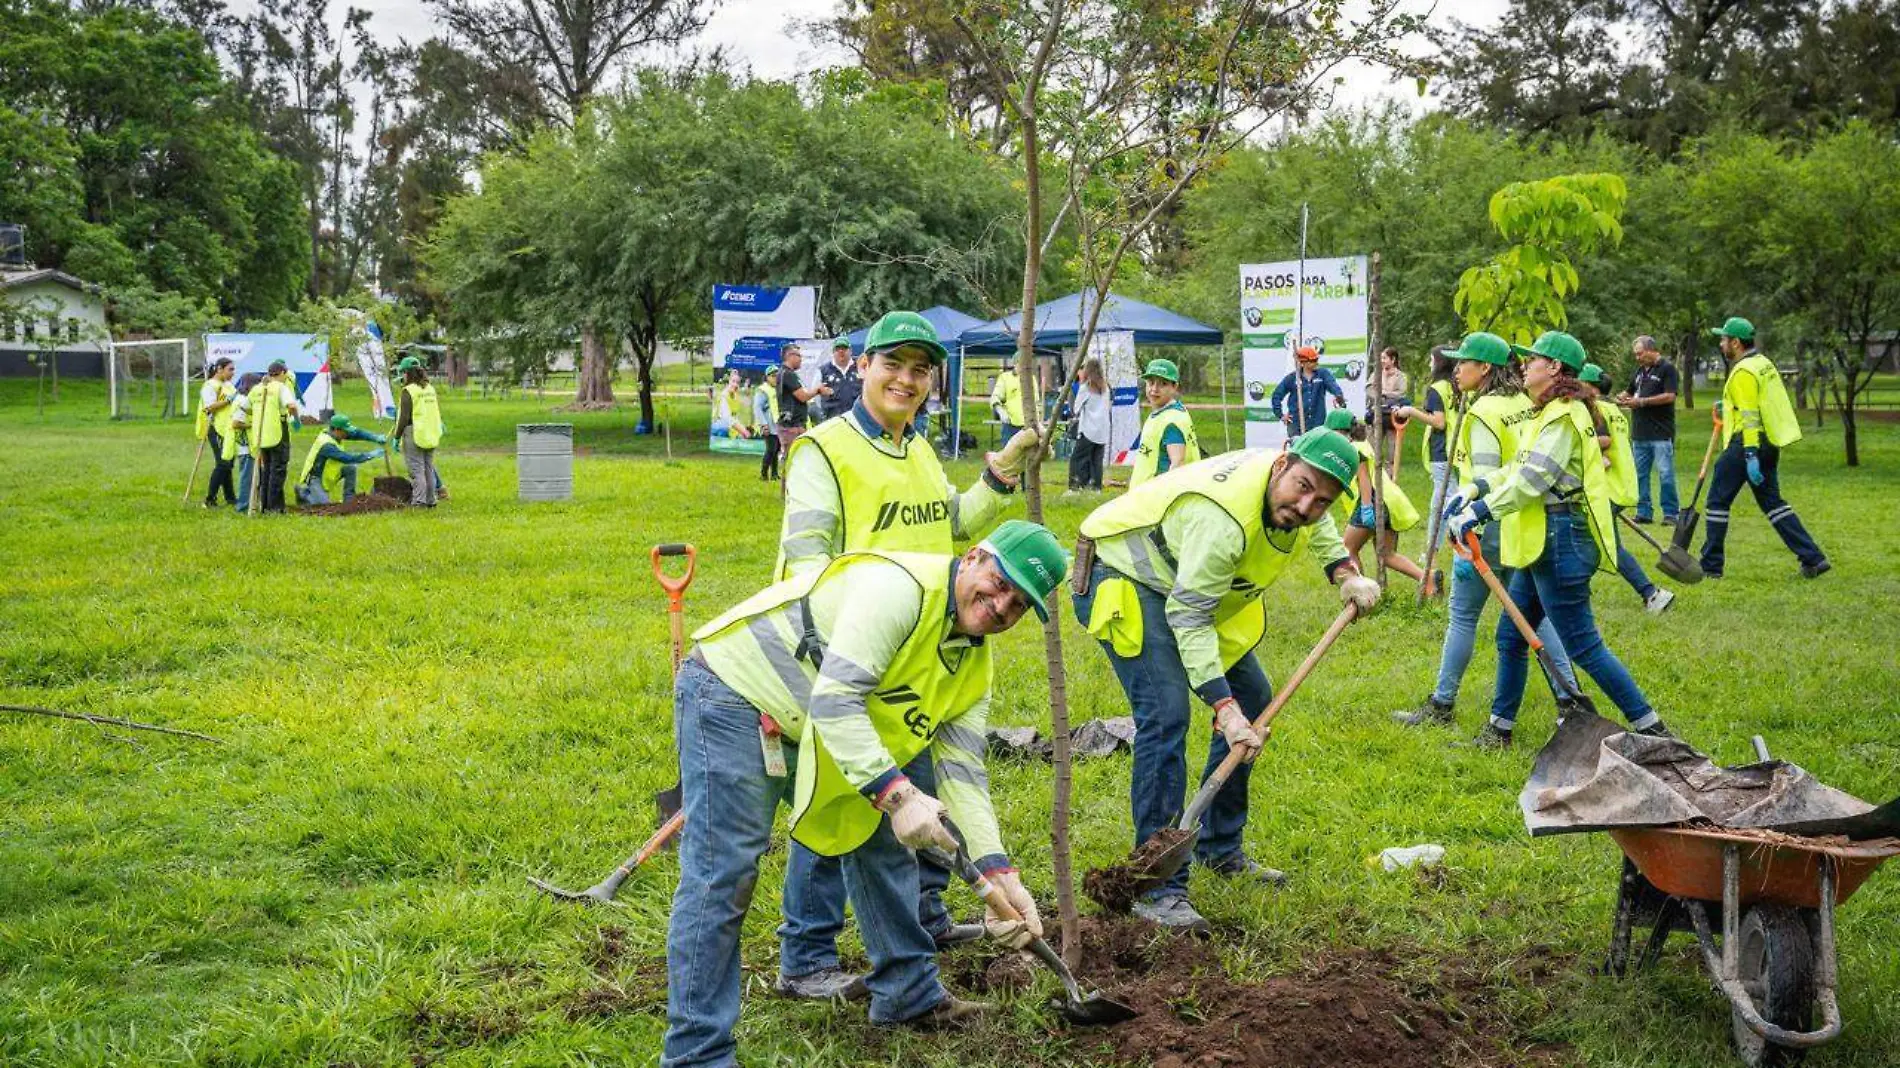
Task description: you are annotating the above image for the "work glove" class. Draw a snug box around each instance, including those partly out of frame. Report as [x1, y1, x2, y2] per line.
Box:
[1352, 503, 1377, 528]
[983, 869, 1043, 950]
[1446, 500, 1492, 544]
[876, 782, 957, 853]
[1745, 448, 1763, 486]
[367, 448, 385, 461]
[371, 432, 389, 445]
[987, 428, 1041, 483]
[1212, 697, 1262, 760]
[1339, 573, 1381, 613]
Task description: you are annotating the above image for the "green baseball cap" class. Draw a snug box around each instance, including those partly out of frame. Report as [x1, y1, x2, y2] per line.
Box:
[396, 355, 423, 372]
[863, 310, 948, 364]
[1323, 408, 1356, 432]
[832, 336, 851, 351]
[979, 520, 1069, 622]
[328, 414, 355, 431]
[1579, 362, 1604, 385]
[1711, 316, 1755, 342]
[1454, 332, 1511, 366]
[1512, 330, 1588, 372]
[763, 364, 781, 377]
[1286, 428, 1358, 490]
[1141, 358, 1180, 383]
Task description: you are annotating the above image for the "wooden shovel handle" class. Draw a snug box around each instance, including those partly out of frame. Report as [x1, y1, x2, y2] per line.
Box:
[1694, 417, 1722, 484]
[1454, 531, 1542, 651]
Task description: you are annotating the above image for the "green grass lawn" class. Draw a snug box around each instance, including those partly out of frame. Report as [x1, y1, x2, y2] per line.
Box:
[3, 377, 1897, 1067]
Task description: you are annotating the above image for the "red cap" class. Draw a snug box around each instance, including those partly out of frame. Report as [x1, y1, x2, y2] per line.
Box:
[1295, 346, 1320, 362]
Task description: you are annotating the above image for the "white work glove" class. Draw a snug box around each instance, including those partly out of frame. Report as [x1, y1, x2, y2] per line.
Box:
[983, 869, 1043, 949]
[1338, 573, 1381, 612]
[876, 782, 957, 853]
[1446, 500, 1491, 545]
[987, 428, 1041, 482]
[1212, 697, 1262, 759]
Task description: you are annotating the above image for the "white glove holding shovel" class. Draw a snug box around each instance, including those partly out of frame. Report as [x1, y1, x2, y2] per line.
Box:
[1212, 697, 1263, 761]
[982, 869, 1044, 949]
[876, 782, 959, 853]
[986, 428, 1041, 485]
[1338, 573, 1381, 612]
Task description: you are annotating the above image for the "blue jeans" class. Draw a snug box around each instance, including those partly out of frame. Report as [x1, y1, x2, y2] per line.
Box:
[233, 454, 255, 512]
[664, 659, 944, 1068]
[1630, 439, 1678, 521]
[1073, 562, 1274, 900]
[1490, 514, 1658, 732]
[1431, 526, 1574, 706]
[1610, 507, 1656, 600]
[295, 466, 357, 506]
[778, 753, 952, 980]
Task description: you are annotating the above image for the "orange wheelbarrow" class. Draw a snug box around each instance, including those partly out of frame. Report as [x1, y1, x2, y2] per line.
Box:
[1601, 739, 1900, 1067]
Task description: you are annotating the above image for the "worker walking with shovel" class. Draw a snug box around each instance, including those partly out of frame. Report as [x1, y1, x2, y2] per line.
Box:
[662, 524, 1066, 1067]
[1072, 430, 1380, 933]
[772, 309, 1038, 1001]
[1442, 331, 1673, 749]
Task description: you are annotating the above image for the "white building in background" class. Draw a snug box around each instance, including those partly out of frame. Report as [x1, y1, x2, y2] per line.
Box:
[0, 266, 110, 377]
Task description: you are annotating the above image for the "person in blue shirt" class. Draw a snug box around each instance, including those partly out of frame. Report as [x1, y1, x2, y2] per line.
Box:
[1269, 346, 1347, 436]
[295, 415, 387, 505]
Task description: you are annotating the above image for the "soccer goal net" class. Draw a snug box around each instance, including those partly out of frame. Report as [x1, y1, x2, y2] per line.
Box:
[108, 338, 192, 421]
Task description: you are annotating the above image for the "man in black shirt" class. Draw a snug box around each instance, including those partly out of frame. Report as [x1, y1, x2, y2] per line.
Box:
[1616, 335, 1680, 523]
[775, 344, 830, 459]
[817, 337, 861, 419]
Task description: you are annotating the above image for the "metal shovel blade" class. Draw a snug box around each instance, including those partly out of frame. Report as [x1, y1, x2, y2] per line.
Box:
[1656, 545, 1702, 585]
[527, 875, 621, 906]
[1670, 507, 1699, 552]
[1025, 936, 1140, 1027]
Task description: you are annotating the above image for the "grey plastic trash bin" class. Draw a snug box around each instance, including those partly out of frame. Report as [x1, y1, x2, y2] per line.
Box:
[517, 423, 573, 501]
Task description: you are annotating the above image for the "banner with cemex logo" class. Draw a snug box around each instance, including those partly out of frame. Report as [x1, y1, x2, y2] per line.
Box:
[712, 285, 817, 372]
[1238, 257, 1368, 447]
[204, 332, 332, 414]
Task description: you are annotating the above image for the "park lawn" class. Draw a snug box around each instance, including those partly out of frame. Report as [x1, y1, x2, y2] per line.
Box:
[2, 377, 1896, 1068]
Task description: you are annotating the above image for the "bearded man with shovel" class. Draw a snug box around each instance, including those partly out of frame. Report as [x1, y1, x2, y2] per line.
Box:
[662, 524, 1066, 1067]
[1072, 430, 1380, 933]
[770, 309, 1039, 1000]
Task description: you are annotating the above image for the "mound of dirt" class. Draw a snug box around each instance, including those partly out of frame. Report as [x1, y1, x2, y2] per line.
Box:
[373, 475, 413, 498]
[300, 492, 407, 516]
[1084, 828, 1194, 913]
[1044, 919, 1565, 1068]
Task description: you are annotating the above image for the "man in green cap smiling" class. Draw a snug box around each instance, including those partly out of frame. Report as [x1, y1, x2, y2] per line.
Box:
[1073, 430, 1378, 932]
[1701, 316, 1828, 579]
[295, 415, 388, 506]
[1128, 357, 1201, 487]
[662, 523, 1067, 1064]
[771, 309, 1035, 1000]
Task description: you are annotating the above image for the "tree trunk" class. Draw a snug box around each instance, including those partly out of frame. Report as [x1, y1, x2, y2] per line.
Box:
[1840, 398, 1859, 467]
[636, 350, 657, 431]
[574, 322, 615, 407]
[444, 348, 469, 388]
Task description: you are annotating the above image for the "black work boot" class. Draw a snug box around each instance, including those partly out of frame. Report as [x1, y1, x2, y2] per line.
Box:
[1392, 697, 1455, 728]
[1457, 724, 1513, 750]
[1634, 722, 1674, 740]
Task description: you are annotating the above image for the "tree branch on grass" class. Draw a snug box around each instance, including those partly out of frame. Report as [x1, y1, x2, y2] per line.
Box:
[0, 705, 224, 744]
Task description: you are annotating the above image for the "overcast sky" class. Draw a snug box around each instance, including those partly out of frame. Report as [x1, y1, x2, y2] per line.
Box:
[233, 0, 1513, 120]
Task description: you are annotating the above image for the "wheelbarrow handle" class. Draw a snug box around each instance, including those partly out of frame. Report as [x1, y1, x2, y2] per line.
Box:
[650, 543, 698, 601]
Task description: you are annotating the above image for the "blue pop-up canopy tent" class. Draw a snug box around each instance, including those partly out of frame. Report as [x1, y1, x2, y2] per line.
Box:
[843, 305, 985, 356]
[957, 290, 1222, 353]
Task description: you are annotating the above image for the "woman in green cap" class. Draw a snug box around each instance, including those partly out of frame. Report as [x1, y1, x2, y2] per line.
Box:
[1444, 331, 1669, 748]
[1322, 409, 1429, 586]
[1394, 333, 1573, 732]
[1127, 358, 1200, 488]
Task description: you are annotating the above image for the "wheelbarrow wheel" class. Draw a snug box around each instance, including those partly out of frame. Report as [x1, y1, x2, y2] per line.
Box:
[1731, 904, 1815, 1068]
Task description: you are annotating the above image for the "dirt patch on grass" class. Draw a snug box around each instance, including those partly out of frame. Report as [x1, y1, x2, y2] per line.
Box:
[1084, 828, 1195, 913]
[1056, 918, 1567, 1068]
[374, 475, 413, 498]
[299, 477, 411, 516]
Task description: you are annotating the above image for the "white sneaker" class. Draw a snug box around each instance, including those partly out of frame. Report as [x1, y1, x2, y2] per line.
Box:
[1644, 588, 1676, 616]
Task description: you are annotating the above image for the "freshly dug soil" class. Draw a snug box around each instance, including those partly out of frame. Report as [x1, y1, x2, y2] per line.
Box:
[300, 491, 408, 516]
[957, 918, 1568, 1068]
[373, 475, 413, 498]
[1085, 828, 1195, 913]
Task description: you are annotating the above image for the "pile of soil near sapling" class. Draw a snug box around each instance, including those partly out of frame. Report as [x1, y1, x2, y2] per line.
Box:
[299, 476, 413, 517]
[972, 918, 1568, 1068]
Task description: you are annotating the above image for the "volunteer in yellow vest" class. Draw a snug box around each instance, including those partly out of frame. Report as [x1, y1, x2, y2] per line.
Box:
[248, 359, 303, 514]
[296, 415, 388, 506]
[773, 309, 1036, 1001]
[198, 357, 239, 508]
[1699, 317, 1829, 579]
[1391, 346, 1457, 549]
[227, 373, 261, 513]
[989, 360, 1025, 440]
[1072, 431, 1379, 932]
[662, 525, 1067, 1066]
[1582, 365, 1675, 615]
[1127, 359, 1201, 488]
[755, 366, 783, 481]
[1444, 331, 1670, 749]
[391, 356, 442, 507]
[1323, 409, 1431, 588]
[1393, 333, 1574, 732]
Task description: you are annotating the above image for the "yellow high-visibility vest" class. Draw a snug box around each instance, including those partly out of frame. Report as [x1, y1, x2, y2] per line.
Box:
[1497, 398, 1617, 572]
[780, 417, 954, 579]
[1128, 404, 1201, 488]
[403, 383, 442, 448]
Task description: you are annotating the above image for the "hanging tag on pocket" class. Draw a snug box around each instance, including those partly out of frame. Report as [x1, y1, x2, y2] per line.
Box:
[759, 714, 787, 778]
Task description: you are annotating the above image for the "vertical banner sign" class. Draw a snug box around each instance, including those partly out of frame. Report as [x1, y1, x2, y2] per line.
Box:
[359, 320, 397, 419]
[1092, 331, 1140, 465]
[1239, 257, 1369, 448]
[710, 284, 817, 455]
